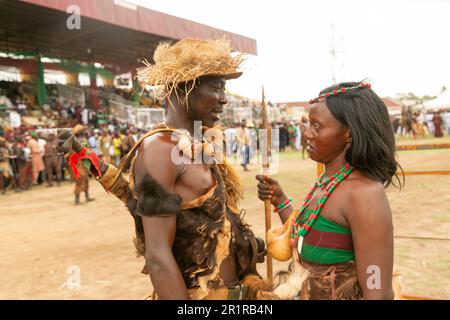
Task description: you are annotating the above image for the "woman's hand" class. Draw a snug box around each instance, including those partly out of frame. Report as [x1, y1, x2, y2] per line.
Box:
[255, 175, 287, 207]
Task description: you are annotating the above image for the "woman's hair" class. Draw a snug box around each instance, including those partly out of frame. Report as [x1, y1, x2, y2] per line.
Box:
[320, 81, 404, 189]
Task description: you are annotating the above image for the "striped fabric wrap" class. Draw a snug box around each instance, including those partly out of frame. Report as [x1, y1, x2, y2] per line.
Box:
[299, 208, 355, 265]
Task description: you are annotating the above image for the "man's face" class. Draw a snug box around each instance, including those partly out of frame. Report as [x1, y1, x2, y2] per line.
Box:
[188, 76, 228, 128]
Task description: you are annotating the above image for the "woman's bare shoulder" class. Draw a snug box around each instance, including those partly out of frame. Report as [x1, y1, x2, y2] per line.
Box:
[341, 169, 390, 221]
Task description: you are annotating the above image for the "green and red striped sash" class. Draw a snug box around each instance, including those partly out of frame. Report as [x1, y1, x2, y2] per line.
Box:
[299, 208, 355, 265]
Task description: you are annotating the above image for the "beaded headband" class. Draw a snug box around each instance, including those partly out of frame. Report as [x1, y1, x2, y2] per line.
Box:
[308, 82, 371, 105]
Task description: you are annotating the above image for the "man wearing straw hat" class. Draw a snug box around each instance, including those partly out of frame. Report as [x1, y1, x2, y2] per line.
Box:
[58, 37, 266, 299]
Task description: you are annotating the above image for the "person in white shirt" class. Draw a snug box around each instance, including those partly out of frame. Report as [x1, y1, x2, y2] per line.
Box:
[425, 113, 434, 135]
[224, 125, 237, 160]
[37, 133, 47, 157]
[81, 107, 89, 125]
[88, 130, 101, 155]
[443, 112, 450, 134]
[236, 120, 251, 171]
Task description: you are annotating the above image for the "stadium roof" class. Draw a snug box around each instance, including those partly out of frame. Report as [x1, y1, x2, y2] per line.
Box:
[0, 0, 257, 73]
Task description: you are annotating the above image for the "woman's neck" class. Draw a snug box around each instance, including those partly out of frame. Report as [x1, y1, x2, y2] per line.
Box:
[323, 157, 347, 178]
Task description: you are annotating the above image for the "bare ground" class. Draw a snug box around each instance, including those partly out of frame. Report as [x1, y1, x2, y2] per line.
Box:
[0, 138, 449, 299]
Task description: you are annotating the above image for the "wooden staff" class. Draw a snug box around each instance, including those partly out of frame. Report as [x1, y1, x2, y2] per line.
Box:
[260, 86, 273, 284]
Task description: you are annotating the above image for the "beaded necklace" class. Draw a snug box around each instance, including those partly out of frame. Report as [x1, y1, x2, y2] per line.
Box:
[290, 163, 353, 252]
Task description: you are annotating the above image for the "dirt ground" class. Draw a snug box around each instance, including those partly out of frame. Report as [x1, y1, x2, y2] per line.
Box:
[0, 136, 449, 299]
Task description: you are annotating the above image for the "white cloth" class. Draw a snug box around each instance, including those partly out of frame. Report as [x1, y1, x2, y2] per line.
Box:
[37, 138, 47, 157]
[443, 112, 450, 133]
[295, 125, 301, 151]
[17, 103, 27, 112]
[9, 111, 21, 128]
[0, 95, 14, 110]
[81, 108, 89, 125]
[426, 114, 434, 134]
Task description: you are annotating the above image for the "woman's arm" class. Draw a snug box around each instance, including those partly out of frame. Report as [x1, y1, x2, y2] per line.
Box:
[346, 182, 394, 300]
[255, 175, 293, 224]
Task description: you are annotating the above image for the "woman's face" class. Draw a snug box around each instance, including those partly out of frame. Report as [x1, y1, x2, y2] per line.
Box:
[304, 101, 350, 163]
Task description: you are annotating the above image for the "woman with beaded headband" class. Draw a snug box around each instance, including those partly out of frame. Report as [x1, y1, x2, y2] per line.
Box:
[256, 81, 404, 300]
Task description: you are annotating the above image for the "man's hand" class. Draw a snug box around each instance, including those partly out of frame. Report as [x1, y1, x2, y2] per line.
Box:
[57, 129, 83, 154]
[57, 129, 108, 177]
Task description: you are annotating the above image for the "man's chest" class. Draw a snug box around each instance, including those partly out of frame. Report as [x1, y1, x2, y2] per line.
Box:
[175, 164, 215, 202]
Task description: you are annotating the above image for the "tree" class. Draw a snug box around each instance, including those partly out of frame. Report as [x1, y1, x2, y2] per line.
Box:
[396, 86, 447, 108]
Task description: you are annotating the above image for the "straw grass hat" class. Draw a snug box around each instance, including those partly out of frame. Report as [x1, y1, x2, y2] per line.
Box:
[137, 37, 243, 104]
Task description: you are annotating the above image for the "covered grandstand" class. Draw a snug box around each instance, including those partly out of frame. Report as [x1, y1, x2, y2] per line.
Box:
[0, 0, 257, 121]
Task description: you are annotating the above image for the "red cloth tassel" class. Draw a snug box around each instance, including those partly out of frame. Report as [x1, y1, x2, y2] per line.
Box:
[69, 147, 103, 180]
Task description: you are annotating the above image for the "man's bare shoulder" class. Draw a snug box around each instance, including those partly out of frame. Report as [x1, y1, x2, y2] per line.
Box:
[134, 132, 180, 187]
[140, 132, 178, 155]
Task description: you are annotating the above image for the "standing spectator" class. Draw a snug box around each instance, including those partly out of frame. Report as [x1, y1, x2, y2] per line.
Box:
[112, 132, 122, 167]
[236, 120, 250, 171]
[8, 138, 21, 192]
[13, 137, 29, 190]
[107, 121, 115, 134]
[425, 112, 434, 136]
[443, 111, 450, 134]
[391, 116, 401, 135]
[43, 133, 61, 187]
[295, 121, 302, 151]
[75, 105, 82, 124]
[99, 130, 112, 163]
[401, 106, 414, 137]
[300, 116, 309, 160]
[287, 122, 298, 150]
[121, 129, 136, 158]
[0, 137, 12, 194]
[37, 132, 47, 157]
[279, 122, 288, 152]
[37, 132, 47, 183]
[88, 129, 101, 155]
[81, 106, 90, 125]
[132, 127, 140, 143]
[26, 132, 45, 185]
[17, 99, 27, 116]
[432, 110, 444, 137]
[224, 124, 237, 159]
[67, 102, 76, 118]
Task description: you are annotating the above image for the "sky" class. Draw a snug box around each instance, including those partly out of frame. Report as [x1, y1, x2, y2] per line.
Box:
[128, 0, 450, 104]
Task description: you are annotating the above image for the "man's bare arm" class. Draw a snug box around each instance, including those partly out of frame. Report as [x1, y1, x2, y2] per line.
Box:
[135, 135, 188, 299]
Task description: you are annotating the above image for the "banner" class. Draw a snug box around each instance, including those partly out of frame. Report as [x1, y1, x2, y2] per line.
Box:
[136, 108, 166, 129]
[108, 100, 136, 123]
[56, 84, 86, 108]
